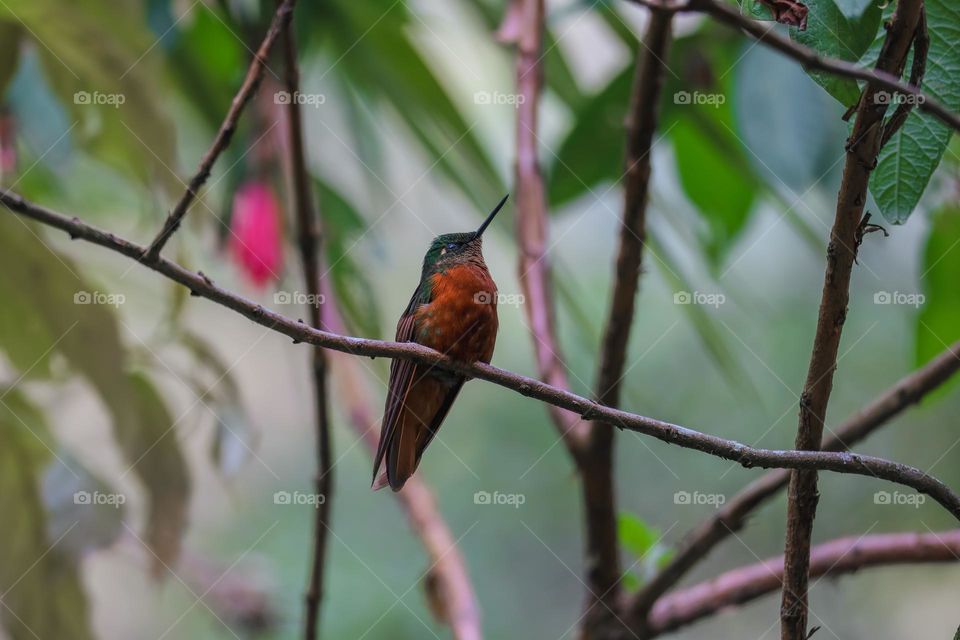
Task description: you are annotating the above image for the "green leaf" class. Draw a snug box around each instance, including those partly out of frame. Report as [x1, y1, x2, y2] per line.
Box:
[834, 0, 876, 20]
[0, 0, 178, 191]
[0, 394, 95, 640]
[0, 218, 190, 571]
[42, 453, 125, 558]
[617, 511, 675, 588]
[180, 329, 241, 399]
[0, 270, 57, 379]
[178, 330, 256, 476]
[658, 25, 761, 263]
[5, 48, 74, 177]
[789, 0, 882, 107]
[210, 405, 258, 478]
[733, 40, 848, 197]
[619, 511, 659, 558]
[0, 23, 21, 98]
[595, 1, 640, 47]
[167, 5, 245, 129]
[916, 206, 960, 395]
[870, 0, 960, 224]
[316, 178, 382, 338]
[741, 0, 775, 21]
[621, 571, 642, 593]
[671, 117, 756, 265]
[549, 65, 632, 207]
[123, 372, 191, 574]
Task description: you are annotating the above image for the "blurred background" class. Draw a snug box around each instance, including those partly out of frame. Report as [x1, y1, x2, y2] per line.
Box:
[0, 0, 958, 638]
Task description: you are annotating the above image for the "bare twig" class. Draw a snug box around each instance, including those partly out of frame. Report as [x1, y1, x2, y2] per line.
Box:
[142, 0, 295, 261]
[880, 7, 929, 148]
[2, 190, 959, 521]
[323, 292, 482, 640]
[502, 0, 589, 453]
[621, 0, 960, 135]
[647, 530, 960, 635]
[779, 1, 923, 637]
[583, 9, 674, 637]
[630, 337, 960, 621]
[504, 5, 626, 631]
[276, 15, 333, 640]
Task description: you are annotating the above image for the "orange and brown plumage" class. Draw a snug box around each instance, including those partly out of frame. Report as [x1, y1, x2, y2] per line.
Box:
[372, 195, 508, 491]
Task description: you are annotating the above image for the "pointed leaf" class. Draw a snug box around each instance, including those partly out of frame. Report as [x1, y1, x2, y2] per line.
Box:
[0, 23, 21, 97]
[42, 453, 125, 557]
[0, 218, 190, 571]
[916, 206, 960, 399]
[0, 394, 94, 640]
[123, 372, 191, 573]
[834, 0, 876, 20]
[789, 0, 882, 107]
[619, 511, 659, 558]
[870, 0, 960, 223]
[733, 40, 848, 196]
[549, 65, 632, 207]
[316, 178, 382, 338]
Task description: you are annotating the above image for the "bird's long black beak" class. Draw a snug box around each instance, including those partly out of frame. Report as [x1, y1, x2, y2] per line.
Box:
[475, 194, 509, 238]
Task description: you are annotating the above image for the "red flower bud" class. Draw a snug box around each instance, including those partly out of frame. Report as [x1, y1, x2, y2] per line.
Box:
[229, 182, 283, 288]
[0, 112, 15, 176]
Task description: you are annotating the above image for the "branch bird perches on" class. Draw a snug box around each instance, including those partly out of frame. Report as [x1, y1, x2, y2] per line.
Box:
[2, 190, 959, 525]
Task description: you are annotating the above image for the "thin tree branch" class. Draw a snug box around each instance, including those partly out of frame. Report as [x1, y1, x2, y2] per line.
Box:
[597, 13, 671, 413]
[880, 7, 928, 147]
[582, 9, 674, 637]
[779, 1, 923, 636]
[629, 338, 960, 620]
[501, 0, 590, 453]
[3, 190, 960, 521]
[142, 0, 295, 262]
[323, 292, 482, 640]
[621, 0, 960, 135]
[503, 4, 625, 630]
[276, 15, 333, 640]
[647, 530, 960, 636]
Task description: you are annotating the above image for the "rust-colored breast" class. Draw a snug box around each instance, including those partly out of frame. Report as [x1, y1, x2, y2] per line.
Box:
[415, 263, 498, 364]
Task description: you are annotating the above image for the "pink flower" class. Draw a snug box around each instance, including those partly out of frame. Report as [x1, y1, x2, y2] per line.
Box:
[229, 182, 283, 288]
[0, 112, 15, 175]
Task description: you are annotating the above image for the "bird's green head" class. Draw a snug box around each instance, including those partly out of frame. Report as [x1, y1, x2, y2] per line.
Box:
[420, 194, 508, 275]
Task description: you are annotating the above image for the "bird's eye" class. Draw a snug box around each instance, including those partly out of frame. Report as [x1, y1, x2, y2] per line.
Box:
[446, 243, 457, 251]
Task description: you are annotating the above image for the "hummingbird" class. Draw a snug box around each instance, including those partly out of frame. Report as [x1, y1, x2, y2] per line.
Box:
[372, 195, 509, 491]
